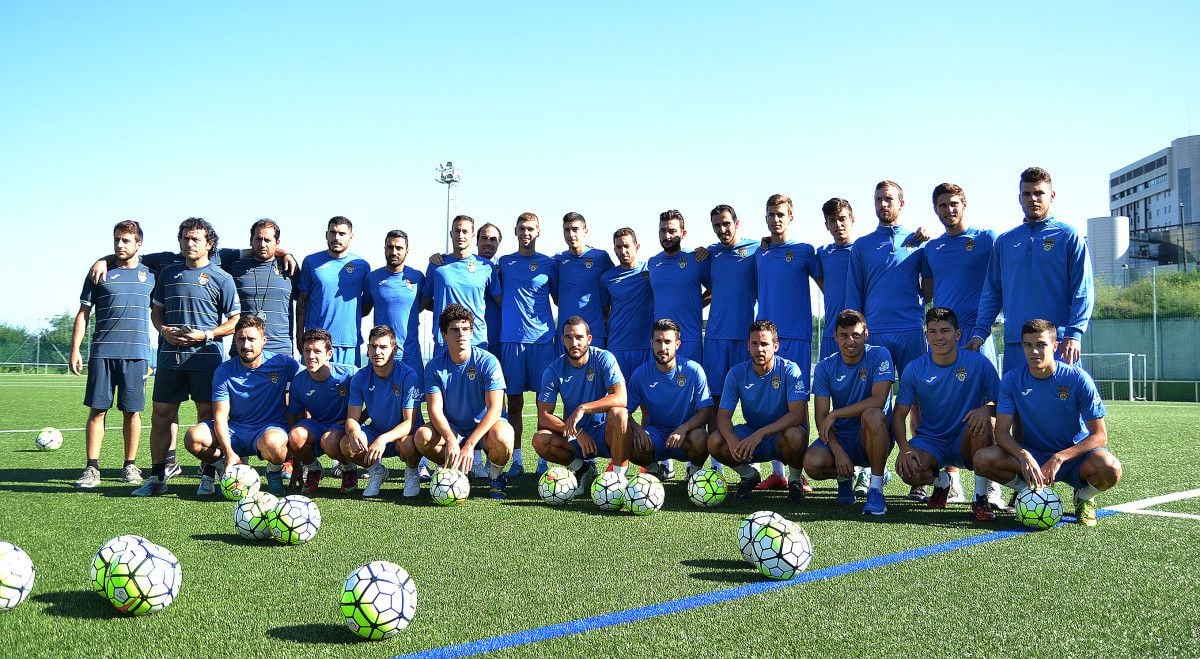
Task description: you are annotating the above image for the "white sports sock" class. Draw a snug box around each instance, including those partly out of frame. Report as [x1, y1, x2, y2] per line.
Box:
[788, 466, 803, 481]
[512, 447, 523, 463]
[771, 460, 785, 478]
[934, 470, 951, 489]
[488, 462, 503, 479]
[1005, 476, 1028, 491]
[567, 458, 584, 471]
[949, 469, 962, 486]
[974, 475, 990, 497]
[870, 474, 884, 490]
[734, 464, 758, 478]
[1077, 483, 1100, 501]
[612, 465, 628, 478]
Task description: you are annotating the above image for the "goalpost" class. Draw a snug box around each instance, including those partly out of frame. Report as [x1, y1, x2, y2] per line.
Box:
[1081, 352, 1148, 402]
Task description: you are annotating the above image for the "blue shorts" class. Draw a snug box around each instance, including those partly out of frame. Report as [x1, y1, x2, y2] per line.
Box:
[359, 423, 400, 458]
[644, 426, 689, 462]
[1029, 447, 1108, 490]
[873, 329, 926, 378]
[500, 341, 557, 394]
[84, 358, 148, 412]
[205, 419, 286, 459]
[152, 365, 215, 405]
[732, 423, 782, 463]
[445, 410, 509, 444]
[292, 419, 344, 456]
[677, 339, 702, 365]
[810, 429, 871, 468]
[331, 346, 362, 368]
[777, 339, 812, 383]
[819, 336, 839, 361]
[909, 434, 970, 470]
[570, 418, 610, 460]
[702, 338, 746, 397]
[609, 348, 651, 382]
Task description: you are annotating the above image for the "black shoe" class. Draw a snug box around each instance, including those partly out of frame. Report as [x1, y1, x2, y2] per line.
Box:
[788, 480, 807, 502]
[734, 472, 761, 499]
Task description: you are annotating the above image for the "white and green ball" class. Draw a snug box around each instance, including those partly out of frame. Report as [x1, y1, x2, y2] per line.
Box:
[270, 495, 322, 545]
[749, 517, 812, 580]
[90, 534, 154, 593]
[590, 471, 627, 511]
[738, 511, 786, 564]
[220, 463, 262, 501]
[624, 473, 665, 516]
[233, 492, 279, 540]
[1015, 487, 1064, 530]
[429, 469, 470, 506]
[103, 542, 182, 615]
[341, 560, 417, 640]
[0, 542, 35, 612]
[686, 468, 728, 508]
[35, 427, 63, 451]
[537, 466, 578, 506]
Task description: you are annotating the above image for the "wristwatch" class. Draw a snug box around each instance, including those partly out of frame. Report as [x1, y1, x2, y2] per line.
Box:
[204, 329, 215, 343]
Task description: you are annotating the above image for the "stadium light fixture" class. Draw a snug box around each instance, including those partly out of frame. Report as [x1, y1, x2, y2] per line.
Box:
[435, 161, 462, 253]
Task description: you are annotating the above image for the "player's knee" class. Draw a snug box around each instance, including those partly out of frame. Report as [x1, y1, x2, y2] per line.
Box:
[607, 407, 628, 426]
[1091, 452, 1123, 488]
[861, 408, 885, 431]
[183, 424, 209, 453]
[531, 431, 552, 455]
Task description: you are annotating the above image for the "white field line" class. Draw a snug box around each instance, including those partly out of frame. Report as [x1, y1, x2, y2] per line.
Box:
[1106, 488, 1200, 522]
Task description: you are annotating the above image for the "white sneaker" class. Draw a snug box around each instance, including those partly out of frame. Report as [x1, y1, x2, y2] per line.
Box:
[197, 473, 217, 496]
[947, 477, 966, 504]
[403, 468, 421, 498]
[363, 462, 389, 497]
[660, 460, 675, 480]
[986, 481, 1013, 511]
[470, 460, 489, 479]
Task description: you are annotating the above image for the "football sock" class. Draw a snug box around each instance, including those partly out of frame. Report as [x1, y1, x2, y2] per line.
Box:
[405, 466, 418, 479]
[201, 463, 217, 477]
[512, 447, 523, 463]
[771, 460, 785, 478]
[87, 458, 100, 470]
[788, 466, 802, 481]
[974, 475, 990, 496]
[1077, 483, 1100, 501]
[934, 470, 951, 489]
[870, 474, 884, 490]
[488, 462, 504, 479]
[734, 464, 758, 478]
[949, 469, 962, 486]
[123, 459, 136, 468]
[612, 464, 628, 478]
[152, 463, 166, 480]
[1005, 476, 1028, 491]
[567, 458, 584, 471]
[837, 476, 850, 483]
[266, 463, 282, 473]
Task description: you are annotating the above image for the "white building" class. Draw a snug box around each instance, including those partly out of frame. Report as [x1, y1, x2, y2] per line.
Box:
[1109, 135, 1199, 269]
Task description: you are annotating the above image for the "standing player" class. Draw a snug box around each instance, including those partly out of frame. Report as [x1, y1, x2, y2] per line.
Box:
[703, 204, 757, 410]
[531, 317, 630, 493]
[287, 328, 355, 495]
[423, 215, 501, 355]
[341, 325, 423, 497]
[621, 319, 714, 478]
[297, 216, 371, 366]
[183, 315, 298, 496]
[497, 212, 558, 478]
[219, 219, 297, 357]
[601, 228, 654, 381]
[708, 320, 811, 501]
[754, 194, 820, 492]
[555, 212, 615, 348]
[891, 308, 1000, 520]
[647, 209, 711, 365]
[476, 222, 504, 350]
[973, 319, 1122, 526]
[969, 167, 1094, 373]
[804, 310, 895, 512]
[133, 218, 241, 496]
[816, 199, 856, 360]
[365, 230, 426, 385]
[416, 304, 515, 499]
[69, 220, 154, 488]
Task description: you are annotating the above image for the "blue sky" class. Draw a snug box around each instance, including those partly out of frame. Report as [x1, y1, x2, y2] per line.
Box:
[3, 1, 1199, 331]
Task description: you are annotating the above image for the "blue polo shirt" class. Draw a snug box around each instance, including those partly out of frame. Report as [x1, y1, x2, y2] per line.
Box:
[846, 225, 925, 332]
[298, 251, 371, 349]
[647, 249, 710, 342]
[498, 251, 558, 344]
[812, 344, 895, 435]
[897, 349, 1000, 443]
[706, 239, 758, 340]
[424, 347, 506, 431]
[756, 240, 821, 340]
[364, 265, 426, 363]
[626, 359, 714, 430]
[601, 262, 654, 351]
[212, 351, 299, 427]
[998, 361, 1106, 455]
[80, 264, 155, 361]
[424, 254, 501, 348]
[538, 347, 624, 428]
[287, 362, 355, 425]
[555, 248, 614, 340]
[719, 357, 809, 430]
[921, 227, 996, 344]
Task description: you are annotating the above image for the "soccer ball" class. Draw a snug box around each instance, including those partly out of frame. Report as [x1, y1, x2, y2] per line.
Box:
[270, 495, 322, 545]
[429, 469, 470, 506]
[0, 542, 35, 612]
[1016, 487, 1063, 530]
[738, 511, 786, 564]
[341, 560, 417, 640]
[537, 466, 578, 506]
[624, 473, 665, 516]
[590, 471, 627, 511]
[749, 517, 813, 580]
[686, 468, 727, 508]
[220, 464, 261, 501]
[35, 427, 63, 451]
[90, 534, 154, 593]
[103, 542, 182, 615]
[233, 492, 279, 540]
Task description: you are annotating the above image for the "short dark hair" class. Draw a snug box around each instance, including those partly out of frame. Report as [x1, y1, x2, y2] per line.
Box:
[932, 183, 966, 206]
[177, 217, 218, 257]
[1021, 318, 1057, 337]
[925, 306, 959, 330]
[766, 194, 793, 214]
[301, 328, 333, 352]
[749, 319, 779, 342]
[452, 215, 475, 231]
[385, 229, 409, 245]
[477, 222, 502, 241]
[834, 309, 866, 330]
[822, 198, 853, 218]
[367, 324, 396, 344]
[251, 218, 280, 241]
[113, 220, 143, 241]
[562, 315, 590, 335]
[562, 212, 587, 227]
[652, 317, 682, 341]
[613, 227, 638, 242]
[875, 180, 904, 202]
[1020, 167, 1053, 185]
[328, 216, 353, 231]
[710, 204, 737, 221]
[439, 303, 475, 334]
[659, 209, 685, 229]
[235, 314, 266, 335]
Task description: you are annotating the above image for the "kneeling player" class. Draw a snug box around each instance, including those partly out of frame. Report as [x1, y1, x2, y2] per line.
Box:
[621, 319, 713, 479]
[531, 316, 631, 492]
[287, 328, 354, 494]
[804, 310, 895, 513]
[973, 319, 1122, 526]
[892, 308, 999, 520]
[341, 325, 422, 498]
[707, 320, 810, 501]
[416, 305, 515, 499]
[185, 315, 299, 496]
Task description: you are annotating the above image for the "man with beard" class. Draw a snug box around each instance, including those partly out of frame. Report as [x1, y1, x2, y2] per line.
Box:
[297, 216, 371, 366]
[648, 209, 711, 368]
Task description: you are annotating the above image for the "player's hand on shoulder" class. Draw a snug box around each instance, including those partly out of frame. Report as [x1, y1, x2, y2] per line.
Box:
[906, 226, 932, 246]
[964, 337, 983, 352]
[694, 246, 709, 262]
[429, 253, 444, 266]
[90, 259, 109, 284]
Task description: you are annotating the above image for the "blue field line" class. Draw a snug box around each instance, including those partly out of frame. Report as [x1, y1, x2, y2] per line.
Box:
[393, 509, 1118, 659]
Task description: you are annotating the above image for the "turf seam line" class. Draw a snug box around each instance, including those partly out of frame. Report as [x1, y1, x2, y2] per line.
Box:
[392, 510, 1119, 659]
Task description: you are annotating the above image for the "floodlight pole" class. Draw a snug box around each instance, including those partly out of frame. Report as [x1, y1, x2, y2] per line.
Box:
[435, 162, 462, 254]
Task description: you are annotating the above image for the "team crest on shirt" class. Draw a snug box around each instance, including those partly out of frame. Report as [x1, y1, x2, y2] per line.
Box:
[529, 262, 538, 272]
[393, 383, 401, 397]
[955, 367, 967, 382]
[771, 375, 781, 389]
[641, 270, 649, 279]
[584, 258, 594, 269]
[738, 246, 748, 258]
[1043, 238, 1055, 252]
[678, 257, 687, 269]
[345, 264, 355, 274]
[337, 384, 348, 397]
[785, 250, 794, 263]
[467, 260, 476, 273]
[586, 368, 595, 382]
[138, 270, 147, 282]
[198, 272, 209, 286]
[676, 373, 686, 387]
[965, 238, 976, 252]
[467, 367, 477, 380]
[1057, 386, 1069, 400]
[405, 279, 415, 289]
[269, 372, 279, 384]
[858, 368, 868, 382]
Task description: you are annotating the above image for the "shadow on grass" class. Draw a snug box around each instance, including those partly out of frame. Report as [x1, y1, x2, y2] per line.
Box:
[688, 569, 762, 584]
[680, 558, 746, 570]
[190, 533, 269, 546]
[33, 590, 113, 619]
[267, 623, 361, 645]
